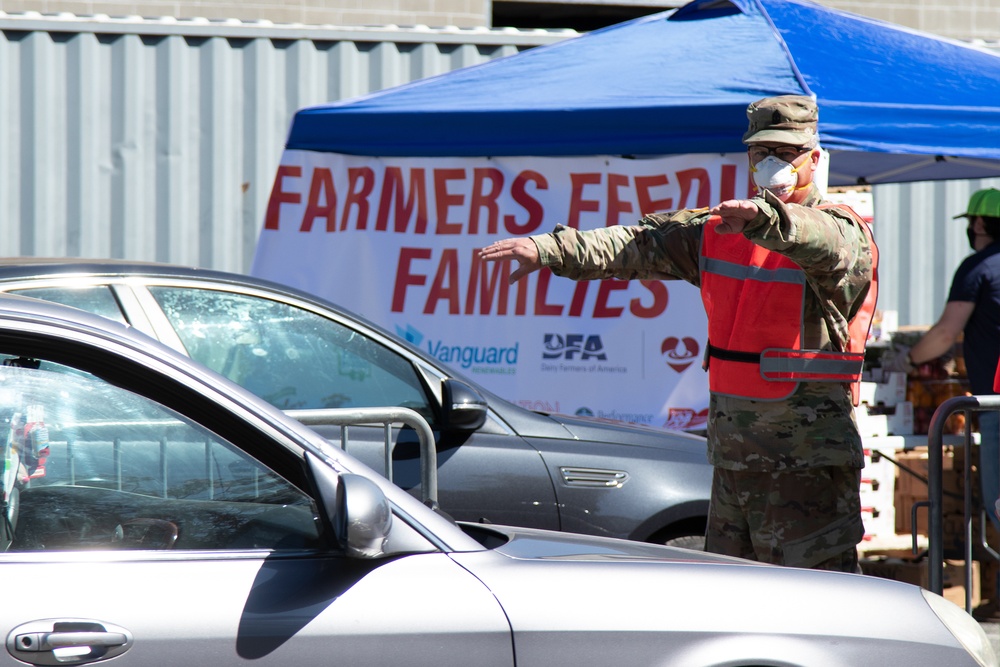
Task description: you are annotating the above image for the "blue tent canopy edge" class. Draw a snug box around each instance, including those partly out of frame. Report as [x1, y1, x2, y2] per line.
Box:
[284, 0, 1000, 186]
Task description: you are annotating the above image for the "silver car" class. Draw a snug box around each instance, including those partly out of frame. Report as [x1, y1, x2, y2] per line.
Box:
[0, 260, 710, 548]
[0, 292, 991, 667]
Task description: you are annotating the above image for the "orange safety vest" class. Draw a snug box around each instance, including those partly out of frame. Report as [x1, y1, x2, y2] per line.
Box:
[700, 204, 878, 405]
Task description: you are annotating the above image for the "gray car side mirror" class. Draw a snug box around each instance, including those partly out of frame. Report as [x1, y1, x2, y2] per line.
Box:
[308, 453, 392, 558]
[441, 379, 488, 432]
[337, 473, 393, 557]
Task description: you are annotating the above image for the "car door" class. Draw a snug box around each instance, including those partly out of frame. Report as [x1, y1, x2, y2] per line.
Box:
[4, 280, 561, 532]
[0, 338, 513, 667]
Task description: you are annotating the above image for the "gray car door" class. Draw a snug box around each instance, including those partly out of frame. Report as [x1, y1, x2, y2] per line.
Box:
[0, 354, 513, 667]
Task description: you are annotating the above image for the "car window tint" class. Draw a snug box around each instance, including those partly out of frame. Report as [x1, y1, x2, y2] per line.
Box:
[0, 356, 322, 552]
[148, 287, 434, 422]
[7, 286, 127, 325]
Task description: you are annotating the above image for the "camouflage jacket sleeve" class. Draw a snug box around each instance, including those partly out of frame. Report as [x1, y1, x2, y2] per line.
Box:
[531, 186, 874, 352]
[531, 207, 707, 286]
[743, 188, 875, 351]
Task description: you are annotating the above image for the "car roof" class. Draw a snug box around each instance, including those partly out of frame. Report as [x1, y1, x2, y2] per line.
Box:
[0, 258, 279, 289]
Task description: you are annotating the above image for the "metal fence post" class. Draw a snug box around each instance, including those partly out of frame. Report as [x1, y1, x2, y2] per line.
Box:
[927, 394, 1000, 605]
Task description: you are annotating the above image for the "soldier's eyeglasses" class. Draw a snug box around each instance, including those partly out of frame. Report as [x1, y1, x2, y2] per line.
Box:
[748, 145, 810, 163]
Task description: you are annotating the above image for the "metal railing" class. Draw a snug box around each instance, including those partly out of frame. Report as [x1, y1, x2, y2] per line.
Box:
[926, 394, 1000, 611]
[287, 407, 439, 509]
[33, 408, 439, 509]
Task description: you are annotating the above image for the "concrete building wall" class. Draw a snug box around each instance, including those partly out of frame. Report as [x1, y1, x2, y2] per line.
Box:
[821, 1, 1000, 42]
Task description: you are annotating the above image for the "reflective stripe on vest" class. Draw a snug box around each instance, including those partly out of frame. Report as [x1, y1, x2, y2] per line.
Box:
[699, 256, 806, 286]
[759, 348, 866, 381]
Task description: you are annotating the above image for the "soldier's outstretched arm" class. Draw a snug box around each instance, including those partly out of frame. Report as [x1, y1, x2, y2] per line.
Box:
[480, 238, 541, 284]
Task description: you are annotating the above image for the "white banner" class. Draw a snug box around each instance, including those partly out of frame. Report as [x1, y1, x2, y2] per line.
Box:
[252, 151, 758, 431]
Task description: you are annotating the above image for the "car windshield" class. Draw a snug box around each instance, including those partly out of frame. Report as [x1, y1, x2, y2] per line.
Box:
[148, 287, 435, 422]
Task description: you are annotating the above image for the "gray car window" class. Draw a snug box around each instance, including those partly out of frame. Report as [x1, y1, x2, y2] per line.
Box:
[0, 357, 322, 552]
[147, 287, 434, 422]
[8, 286, 128, 325]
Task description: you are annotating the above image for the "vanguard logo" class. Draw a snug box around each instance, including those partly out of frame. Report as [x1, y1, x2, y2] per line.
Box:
[397, 324, 518, 371]
[428, 340, 519, 369]
[543, 334, 607, 361]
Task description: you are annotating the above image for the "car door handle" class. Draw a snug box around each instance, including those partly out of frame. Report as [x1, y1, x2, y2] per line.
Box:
[15, 630, 128, 651]
[7, 620, 133, 666]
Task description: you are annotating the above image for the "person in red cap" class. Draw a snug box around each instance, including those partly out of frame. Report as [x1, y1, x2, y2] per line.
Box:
[480, 95, 877, 574]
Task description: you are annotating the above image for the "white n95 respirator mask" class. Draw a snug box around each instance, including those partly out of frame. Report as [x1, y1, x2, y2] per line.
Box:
[751, 155, 800, 197]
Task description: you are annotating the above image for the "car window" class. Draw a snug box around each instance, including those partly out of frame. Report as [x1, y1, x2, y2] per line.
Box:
[0, 355, 322, 552]
[147, 287, 435, 422]
[7, 286, 128, 325]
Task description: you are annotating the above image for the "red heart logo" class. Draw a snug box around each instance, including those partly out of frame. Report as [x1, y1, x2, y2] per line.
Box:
[661, 336, 700, 373]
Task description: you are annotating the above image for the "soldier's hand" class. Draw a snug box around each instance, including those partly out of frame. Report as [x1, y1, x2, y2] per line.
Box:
[479, 238, 541, 284]
[710, 199, 761, 234]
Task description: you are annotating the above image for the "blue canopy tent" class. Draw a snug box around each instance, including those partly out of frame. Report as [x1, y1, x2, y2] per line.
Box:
[284, 0, 1000, 186]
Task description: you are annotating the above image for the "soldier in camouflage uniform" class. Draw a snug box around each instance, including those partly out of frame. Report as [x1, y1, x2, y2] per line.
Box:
[480, 95, 876, 573]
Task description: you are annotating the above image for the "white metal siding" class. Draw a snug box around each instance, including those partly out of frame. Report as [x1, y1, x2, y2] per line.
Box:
[873, 178, 1000, 327]
[0, 14, 571, 273]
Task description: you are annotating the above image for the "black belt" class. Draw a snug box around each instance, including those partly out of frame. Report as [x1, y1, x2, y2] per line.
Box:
[706, 343, 759, 364]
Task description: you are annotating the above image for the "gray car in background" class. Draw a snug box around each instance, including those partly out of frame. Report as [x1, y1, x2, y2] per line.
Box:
[0, 260, 710, 547]
[0, 292, 992, 667]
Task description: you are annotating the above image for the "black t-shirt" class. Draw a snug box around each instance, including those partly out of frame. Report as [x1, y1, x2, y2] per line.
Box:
[948, 241, 1000, 394]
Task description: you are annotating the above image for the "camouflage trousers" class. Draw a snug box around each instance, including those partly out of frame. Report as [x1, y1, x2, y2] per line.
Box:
[705, 466, 864, 573]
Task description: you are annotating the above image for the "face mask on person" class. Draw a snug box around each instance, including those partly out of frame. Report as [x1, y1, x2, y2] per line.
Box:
[751, 155, 802, 198]
[968, 224, 978, 250]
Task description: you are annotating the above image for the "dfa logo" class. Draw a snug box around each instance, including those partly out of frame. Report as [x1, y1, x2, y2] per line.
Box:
[543, 334, 607, 361]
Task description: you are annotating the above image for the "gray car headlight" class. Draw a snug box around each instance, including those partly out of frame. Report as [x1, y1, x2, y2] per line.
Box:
[921, 589, 998, 667]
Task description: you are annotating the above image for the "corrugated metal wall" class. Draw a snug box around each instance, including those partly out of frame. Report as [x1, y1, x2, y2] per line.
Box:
[874, 177, 1000, 327]
[0, 14, 571, 274]
[1, 13, 998, 328]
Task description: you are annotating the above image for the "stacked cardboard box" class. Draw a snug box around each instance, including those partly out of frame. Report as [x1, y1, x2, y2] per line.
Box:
[855, 371, 912, 540]
[892, 446, 967, 552]
[860, 448, 897, 540]
[860, 332, 984, 606]
[855, 372, 913, 437]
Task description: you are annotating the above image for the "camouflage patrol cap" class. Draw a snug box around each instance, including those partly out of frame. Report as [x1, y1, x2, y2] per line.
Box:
[742, 95, 819, 146]
[953, 188, 1000, 219]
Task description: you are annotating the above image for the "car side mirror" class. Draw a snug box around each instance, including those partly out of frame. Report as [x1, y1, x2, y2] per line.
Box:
[441, 379, 487, 432]
[308, 453, 392, 558]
